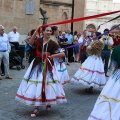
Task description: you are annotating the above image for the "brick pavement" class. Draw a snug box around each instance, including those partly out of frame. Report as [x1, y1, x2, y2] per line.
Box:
[0, 61, 102, 120]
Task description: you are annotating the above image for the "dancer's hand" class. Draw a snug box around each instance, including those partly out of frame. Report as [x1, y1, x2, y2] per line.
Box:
[36, 25, 41, 32]
[48, 55, 54, 60]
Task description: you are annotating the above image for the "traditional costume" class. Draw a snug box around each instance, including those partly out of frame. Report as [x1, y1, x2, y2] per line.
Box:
[15, 38, 67, 107]
[50, 35, 70, 85]
[71, 40, 106, 90]
[88, 45, 120, 120]
[54, 58, 70, 85]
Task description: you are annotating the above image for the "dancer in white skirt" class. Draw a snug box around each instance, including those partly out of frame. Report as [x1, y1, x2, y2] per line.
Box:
[88, 44, 120, 120]
[54, 58, 70, 85]
[51, 26, 70, 85]
[15, 26, 67, 117]
[71, 32, 106, 92]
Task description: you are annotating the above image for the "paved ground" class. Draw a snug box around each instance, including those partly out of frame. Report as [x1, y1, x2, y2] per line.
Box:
[0, 60, 106, 120]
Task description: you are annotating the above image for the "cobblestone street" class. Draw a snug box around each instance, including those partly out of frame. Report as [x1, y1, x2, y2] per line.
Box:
[0, 61, 102, 120]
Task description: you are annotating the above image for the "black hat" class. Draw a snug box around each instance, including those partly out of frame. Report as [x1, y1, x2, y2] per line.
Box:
[104, 28, 109, 32]
[95, 32, 101, 39]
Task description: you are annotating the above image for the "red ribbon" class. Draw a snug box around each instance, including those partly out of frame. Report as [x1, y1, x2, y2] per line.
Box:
[37, 10, 120, 35]
[36, 50, 51, 102]
[36, 50, 50, 59]
[36, 39, 51, 102]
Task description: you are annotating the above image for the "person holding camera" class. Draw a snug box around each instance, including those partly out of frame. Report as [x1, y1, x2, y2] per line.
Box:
[101, 29, 114, 77]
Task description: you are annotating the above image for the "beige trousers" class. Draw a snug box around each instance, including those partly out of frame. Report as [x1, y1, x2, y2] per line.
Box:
[0, 51, 9, 76]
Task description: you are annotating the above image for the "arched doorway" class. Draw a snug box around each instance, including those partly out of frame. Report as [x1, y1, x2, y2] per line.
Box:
[61, 12, 68, 32]
[110, 25, 120, 35]
[86, 24, 96, 33]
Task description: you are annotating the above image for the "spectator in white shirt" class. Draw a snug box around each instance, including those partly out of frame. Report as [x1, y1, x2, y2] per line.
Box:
[8, 26, 20, 54]
[73, 31, 79, 62]
[78, 30, 91, 63]
[0, 25, 12, 80]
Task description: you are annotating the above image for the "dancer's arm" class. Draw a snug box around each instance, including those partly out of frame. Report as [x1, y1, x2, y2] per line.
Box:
[30, 26, 40, 45]
[29, 31, 37, 45]
[25, 36, 31, 44]
[49, 52, 65, 60]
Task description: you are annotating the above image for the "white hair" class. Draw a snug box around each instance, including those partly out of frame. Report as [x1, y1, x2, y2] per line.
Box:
[83, 29, 87, 34]
[0, 25, 4, 29]
[13, 26, 17, 30]
[62, 32, 66, 35]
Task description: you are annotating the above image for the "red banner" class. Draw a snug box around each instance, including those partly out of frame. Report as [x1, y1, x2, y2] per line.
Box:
[38, 10, 120, 34]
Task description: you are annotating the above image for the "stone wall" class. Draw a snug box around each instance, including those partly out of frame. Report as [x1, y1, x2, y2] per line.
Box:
[85, 0, 120, 34]
[74, 0, 86, 32]
[40, 0, 72, 31]
[0, 0, 86, 44]
[0, 0, 40, 44]
[40, 0, 86, 32]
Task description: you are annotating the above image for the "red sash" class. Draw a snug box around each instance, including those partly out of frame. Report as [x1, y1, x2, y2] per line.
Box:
[35, 39, 52, 102]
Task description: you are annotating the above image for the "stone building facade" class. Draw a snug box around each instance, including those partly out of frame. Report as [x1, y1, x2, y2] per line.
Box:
[0, 0, 40, 44]
[40, 0, 120, 34]
[40, 0, 86, 32]
[85, 0, 120, 34]
[1, 0, 119, 44]
[0, 0, 86, 44]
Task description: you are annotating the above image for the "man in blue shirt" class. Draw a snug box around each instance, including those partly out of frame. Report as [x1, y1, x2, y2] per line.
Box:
[0, 25, 12, 80]
[66, 29, 73, 62]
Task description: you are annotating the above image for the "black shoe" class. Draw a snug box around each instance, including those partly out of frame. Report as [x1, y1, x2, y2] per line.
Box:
[66, 63, 70, 66]
[85, 86, 93, 93]
[88, 86, 93, 92]
[105, 74, 109, 77]
[1, 74, 5, 76]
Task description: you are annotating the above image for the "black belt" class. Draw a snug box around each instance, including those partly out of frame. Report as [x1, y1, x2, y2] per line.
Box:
[0, 50, 7, 52]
